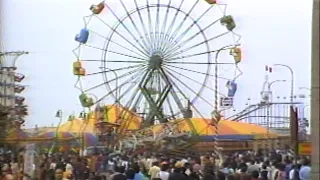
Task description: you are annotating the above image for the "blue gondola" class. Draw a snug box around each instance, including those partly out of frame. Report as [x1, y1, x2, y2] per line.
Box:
[227, 80, 237, 97]
[75, 28, 89, 44]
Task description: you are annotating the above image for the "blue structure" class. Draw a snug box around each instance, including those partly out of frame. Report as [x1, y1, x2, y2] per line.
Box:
[199, 135, 253, 141]
[227, 80, 237, 97]
[75, 29, 89, 44]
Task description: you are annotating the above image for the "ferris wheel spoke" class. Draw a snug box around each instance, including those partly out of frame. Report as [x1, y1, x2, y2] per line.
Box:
[163, 0, 198, 53]
[164, 69, 213, 107]
[95, 67, 148, 104]
[107, 60, 147, 63]
[167, 80, 191, 112]
[146, 0, 155, 52]
[119, 84, 142, 110]
[94, 16, 149, 57]
[83, 44, 148, 61]
[164, 18, 221, 58]
[154, 0, 161, 50]
[166, 31, 230, 60]
[108, 51, 148, 61]
[119, 0, 151, 53]
[167, 75, 209, 120]
[164, 5, 214, 56]
[158, 2, 186, 54]
[157, 0, 172, 52]
[164, 64, 230, 81]
[104, 3, 150, 54]
[89, 30, 149, 59]
[133, 0, 153, 53]
[162, 0, 186, 46]
[85, 64, 144, 76]
[117, 77, 143, 109]
[83, 66, 146, 92]
[166, 46, 234, 61]
[165, 62, 233, 65]
[164, 66, 225, 97]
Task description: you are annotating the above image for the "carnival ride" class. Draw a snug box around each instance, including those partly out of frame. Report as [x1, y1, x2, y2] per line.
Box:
[72, 0, 243, 155]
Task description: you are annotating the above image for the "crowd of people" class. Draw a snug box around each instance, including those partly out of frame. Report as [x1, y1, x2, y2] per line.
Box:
[0, 149, 311, 180]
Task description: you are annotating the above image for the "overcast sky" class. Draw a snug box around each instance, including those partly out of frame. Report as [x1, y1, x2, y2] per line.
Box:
[1, 0, 313, 127]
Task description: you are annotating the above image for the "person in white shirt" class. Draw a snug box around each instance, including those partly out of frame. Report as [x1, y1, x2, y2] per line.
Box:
[156, 163, 170, 180]
[289, 168, 295, 180]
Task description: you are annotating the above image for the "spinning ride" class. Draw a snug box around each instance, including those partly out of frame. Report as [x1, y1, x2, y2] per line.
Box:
[73, 0, 242, 152]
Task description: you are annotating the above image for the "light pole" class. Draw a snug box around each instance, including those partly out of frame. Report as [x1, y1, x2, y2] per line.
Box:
[50, 110, 63, 153]
[266, 80, 286, 132]
[274, 64, 294, 104]
[268, 80, 287, 101]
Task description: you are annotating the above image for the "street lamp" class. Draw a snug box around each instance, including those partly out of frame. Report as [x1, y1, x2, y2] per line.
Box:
[266, 80, 286, 133]
[298, 87, 311, 98]
[55, 110, 63, 131]
[274, 64, 294, 104]
[78, 111, 88, 119]
[268, 80, 286, 101]
[299, 87, 311, 91]
[50, 110, 63, 153]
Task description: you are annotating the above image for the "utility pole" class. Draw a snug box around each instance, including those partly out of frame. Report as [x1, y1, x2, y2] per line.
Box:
[311, 0, 320, 178]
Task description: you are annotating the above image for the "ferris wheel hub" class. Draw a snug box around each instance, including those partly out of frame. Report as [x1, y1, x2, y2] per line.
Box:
[148, 54, 163, 70]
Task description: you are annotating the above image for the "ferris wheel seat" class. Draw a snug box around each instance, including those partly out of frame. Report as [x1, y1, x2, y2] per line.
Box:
[90, 2, 105, 15]
[205, 0, 217, 4]
[230, 47, 242, 63]
[75, 29, 89, 44]
[15, 96, 25, 105]
[73, 61, 86, 76]
[14, 85, 25, 94]
[14, 74, 25, 82]
[79, 93, 94, 107]
[73, 68, 86, 76]
[226, 80, 237, 97]
[220, 15, 236, 31]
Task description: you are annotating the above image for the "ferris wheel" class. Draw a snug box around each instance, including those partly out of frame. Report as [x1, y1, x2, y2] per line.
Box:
[73, 0, 242, 125]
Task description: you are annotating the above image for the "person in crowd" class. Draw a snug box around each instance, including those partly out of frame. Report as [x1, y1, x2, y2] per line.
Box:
[168, 162, 189, 180]
[234, 165, 251, 180]
[132, 163, 145, 180]
[156, 162, 170, 180]
[111, 166, 127, 180]
[259, 164, 268, 180]
[274, 163, 286, 180]
[125, 169, 136, 180]
[250, 170, 261, 180]
[148, 161, 160, 179]
[299, 158, 310, 180]
[247, 160, 260, 174]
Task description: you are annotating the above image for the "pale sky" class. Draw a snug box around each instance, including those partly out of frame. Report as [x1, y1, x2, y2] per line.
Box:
[1, 0, 313, 127]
